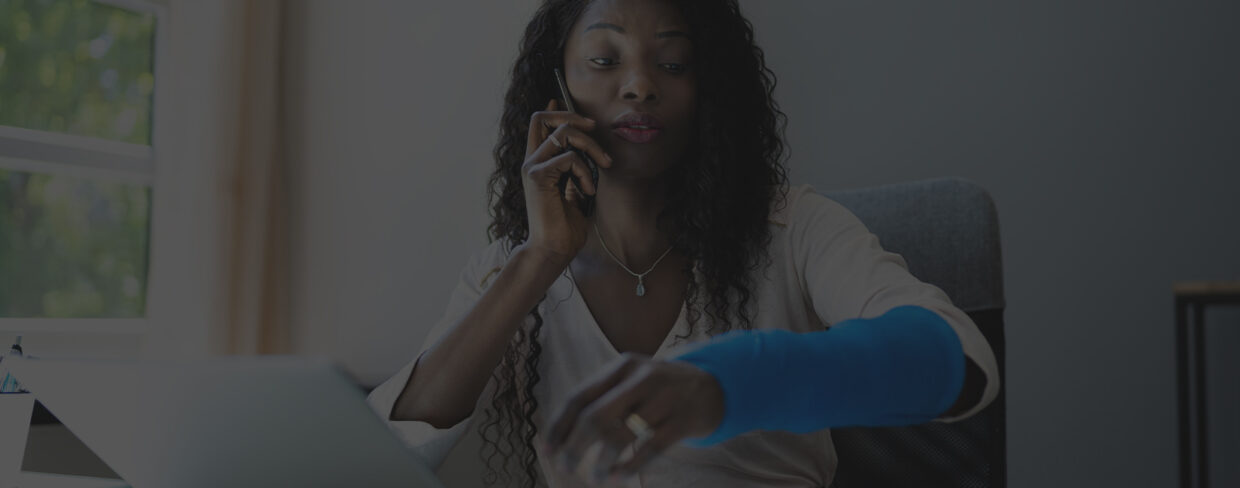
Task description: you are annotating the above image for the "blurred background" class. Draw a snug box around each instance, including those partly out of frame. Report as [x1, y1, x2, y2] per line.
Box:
[1, 1, 1237, 487]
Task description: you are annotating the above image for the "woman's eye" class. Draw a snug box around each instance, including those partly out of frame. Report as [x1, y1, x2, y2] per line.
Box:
[661, 63, 687, 74]
[589, 57, 617, 66]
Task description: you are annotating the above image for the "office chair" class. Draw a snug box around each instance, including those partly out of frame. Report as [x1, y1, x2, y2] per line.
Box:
[824, 178, 1007, 488]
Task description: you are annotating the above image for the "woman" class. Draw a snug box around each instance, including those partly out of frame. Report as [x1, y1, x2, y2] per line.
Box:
[368, 0, 999, 486]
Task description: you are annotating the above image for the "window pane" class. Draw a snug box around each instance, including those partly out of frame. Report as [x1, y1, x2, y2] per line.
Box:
[0, 0, 156, 145]
[0, 168, 150, 318]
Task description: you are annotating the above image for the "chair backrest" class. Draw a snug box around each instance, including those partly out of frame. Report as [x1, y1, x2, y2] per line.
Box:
[823, 177, 1007, 488]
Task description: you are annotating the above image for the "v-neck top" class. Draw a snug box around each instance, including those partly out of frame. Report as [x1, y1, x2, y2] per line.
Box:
[563, 263, 689, 358]
[367, 184, 1000, 487]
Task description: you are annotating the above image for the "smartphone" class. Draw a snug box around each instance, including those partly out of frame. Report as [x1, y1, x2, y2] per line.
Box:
[553, 68, 598, 217]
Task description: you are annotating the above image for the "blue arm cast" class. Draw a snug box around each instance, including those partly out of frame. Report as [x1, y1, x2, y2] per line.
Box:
[674, 305, 965, 446]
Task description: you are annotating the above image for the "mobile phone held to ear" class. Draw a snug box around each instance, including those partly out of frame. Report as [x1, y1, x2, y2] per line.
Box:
[553, 68, 598, 218]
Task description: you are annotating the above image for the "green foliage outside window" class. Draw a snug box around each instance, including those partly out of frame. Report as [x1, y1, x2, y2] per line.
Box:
[0, 0, 155, 144]
[0, 169, 150, 317]
[0, 0, 155, 318]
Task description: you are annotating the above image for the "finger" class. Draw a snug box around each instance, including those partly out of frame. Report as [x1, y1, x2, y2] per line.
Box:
[557, 371, 654, 473]
[528, 122, 611, 175]
[609, 423, 687, 479]
[582, 374, 654, 448]
[527, 121, 610, 173]
[597, 389, 678, 476]
[560, 439, 603, 482]
[590, 375, 686, 477]
[628, 390, 679, 442]
[564, 174, 582, 202]
[547, 357, 641, 450]
[554, 125, 613, 170]
[523, 129, 595, 196]
[559, 418, 632, 478]
[526, 104, 596, 157]
[556, 419, 604, 477]
[590, 442, 624, 484]
[590, 400, 665, 483]
[538, 99, 556, 144]
[526, 150, 596, 196]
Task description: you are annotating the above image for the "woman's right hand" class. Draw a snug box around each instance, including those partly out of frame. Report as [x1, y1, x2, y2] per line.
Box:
[522, 99, 612, 265]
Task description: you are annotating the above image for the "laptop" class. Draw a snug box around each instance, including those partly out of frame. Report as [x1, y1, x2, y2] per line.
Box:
[5, 355, 444, 488]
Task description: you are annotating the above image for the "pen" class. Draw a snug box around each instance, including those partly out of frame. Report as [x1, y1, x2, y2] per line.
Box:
[1, 336, 23, 393]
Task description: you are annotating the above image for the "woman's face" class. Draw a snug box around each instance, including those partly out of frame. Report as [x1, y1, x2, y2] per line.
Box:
[563, 0, 697, 180]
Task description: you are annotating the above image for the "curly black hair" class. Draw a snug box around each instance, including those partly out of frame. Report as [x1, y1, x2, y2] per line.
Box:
[481, 1, 788, 486]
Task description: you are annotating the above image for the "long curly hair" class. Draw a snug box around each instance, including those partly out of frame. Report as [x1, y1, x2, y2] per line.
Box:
[481, 1, 788, 485]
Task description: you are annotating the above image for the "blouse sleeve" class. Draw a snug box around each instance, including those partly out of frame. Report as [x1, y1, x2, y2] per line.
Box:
[366, 239, 512, 468]
[789, 190, 1000, 421]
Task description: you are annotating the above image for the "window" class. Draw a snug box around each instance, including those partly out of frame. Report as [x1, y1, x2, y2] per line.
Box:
[0, 0, 163, 340]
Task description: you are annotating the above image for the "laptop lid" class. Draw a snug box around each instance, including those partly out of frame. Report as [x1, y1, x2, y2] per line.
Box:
[6, 355, 444, 488]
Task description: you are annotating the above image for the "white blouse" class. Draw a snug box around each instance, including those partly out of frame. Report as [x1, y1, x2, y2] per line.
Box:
[367, 184, 1000, 487]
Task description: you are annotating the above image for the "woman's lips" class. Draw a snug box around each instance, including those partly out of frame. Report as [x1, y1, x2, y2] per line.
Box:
[612, 127, 661, 144]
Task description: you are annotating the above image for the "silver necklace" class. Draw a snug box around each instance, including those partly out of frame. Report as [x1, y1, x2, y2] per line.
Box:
[594, 222, 675, 297]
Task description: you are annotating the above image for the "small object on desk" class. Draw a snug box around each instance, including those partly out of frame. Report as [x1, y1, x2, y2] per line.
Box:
[2, 336, 25, 393]
[1, 336, 33, 488]
[1173, 280, 1240, 488]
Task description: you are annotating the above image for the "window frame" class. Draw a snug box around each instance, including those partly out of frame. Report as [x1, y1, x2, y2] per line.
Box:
[0, 0, 167, 338]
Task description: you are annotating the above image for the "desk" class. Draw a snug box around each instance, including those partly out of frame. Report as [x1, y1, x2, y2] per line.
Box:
[1174, 281, 1240, 488]
[19, 472, 128, 488]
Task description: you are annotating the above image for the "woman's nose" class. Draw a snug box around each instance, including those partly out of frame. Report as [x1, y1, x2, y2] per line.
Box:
[620, 66, 658, 103]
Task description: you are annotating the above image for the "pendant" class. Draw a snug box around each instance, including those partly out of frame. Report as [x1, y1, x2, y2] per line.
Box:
[636, 277, 646, 297]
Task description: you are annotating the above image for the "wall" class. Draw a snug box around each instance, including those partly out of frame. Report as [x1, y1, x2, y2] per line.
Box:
[283, 2, 1240, 487]
[283, 1, 537, 382]
[282, 3, 536, 485]
[739, 2, 1239, 487]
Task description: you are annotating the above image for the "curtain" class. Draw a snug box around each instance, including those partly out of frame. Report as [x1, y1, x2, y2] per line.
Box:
[221, 0, 290, 355]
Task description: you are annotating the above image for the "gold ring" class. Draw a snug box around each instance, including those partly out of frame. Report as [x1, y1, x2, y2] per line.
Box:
[625, 413, 654, 445]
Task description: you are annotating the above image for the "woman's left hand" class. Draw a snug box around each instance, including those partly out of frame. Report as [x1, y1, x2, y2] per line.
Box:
[544, 353, 725, 484]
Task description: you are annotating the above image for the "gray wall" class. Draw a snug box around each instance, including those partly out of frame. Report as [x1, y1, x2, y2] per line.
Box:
[742, 2, 1240, 487]
[283, 4, 528, 484]
[284, 1, 1240, 487]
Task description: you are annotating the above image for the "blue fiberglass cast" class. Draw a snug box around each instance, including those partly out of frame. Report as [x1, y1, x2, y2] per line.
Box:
[674, 305, 965, 446]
